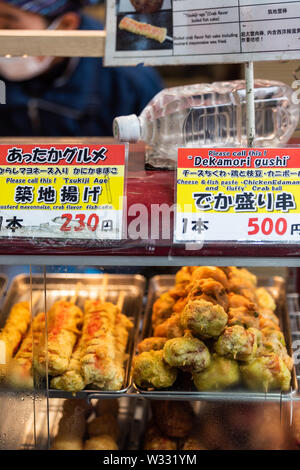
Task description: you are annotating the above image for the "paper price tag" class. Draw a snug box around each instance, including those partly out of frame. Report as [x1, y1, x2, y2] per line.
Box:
[0, 144, 127, 239]
[174, 148, 300, 243]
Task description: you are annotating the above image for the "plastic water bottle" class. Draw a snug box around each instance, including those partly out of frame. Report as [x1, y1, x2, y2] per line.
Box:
[113, 80, 299, 169]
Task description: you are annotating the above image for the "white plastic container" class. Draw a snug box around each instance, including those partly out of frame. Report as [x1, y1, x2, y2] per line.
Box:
[113, 80, 299, 169]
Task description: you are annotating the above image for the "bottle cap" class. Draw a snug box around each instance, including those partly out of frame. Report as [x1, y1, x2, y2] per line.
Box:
[113, 114, 141, 142]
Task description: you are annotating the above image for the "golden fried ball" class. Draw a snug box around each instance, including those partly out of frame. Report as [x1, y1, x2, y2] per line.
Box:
[193, 354, 240, 391]
[181, 299, 228, 339]
[240, 354, 291, 392]
[137, 337, 167, 354]
[215, 326, 259, 361]
[163, 336, 210, 373]
[133, 350, 178, 389]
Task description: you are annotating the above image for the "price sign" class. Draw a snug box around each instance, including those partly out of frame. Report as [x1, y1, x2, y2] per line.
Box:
[174, 148, 300, 243]
[0, 144, 127, 239]
[105, 0, 300, 66]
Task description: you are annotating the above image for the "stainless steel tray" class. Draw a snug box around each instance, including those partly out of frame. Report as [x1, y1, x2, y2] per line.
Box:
[0, 273, 146, 397]
[133, 274, 298, 402]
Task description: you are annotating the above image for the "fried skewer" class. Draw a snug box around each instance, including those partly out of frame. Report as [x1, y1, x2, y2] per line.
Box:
[34, 285, 83, 376]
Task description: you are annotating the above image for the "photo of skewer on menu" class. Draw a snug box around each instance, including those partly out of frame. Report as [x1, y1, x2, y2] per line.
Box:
[116, 0, 172, 51]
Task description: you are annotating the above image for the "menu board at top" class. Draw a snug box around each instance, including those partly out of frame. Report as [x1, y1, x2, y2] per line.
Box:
[105, 0, 300, 66]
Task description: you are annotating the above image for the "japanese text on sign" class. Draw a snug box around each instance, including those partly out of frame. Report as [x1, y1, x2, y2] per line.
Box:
[175, 148, 300, 243]
[0, 144, 127, 239]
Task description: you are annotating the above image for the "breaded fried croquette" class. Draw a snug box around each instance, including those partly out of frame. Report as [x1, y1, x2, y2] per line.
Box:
[258, 328, 293, 371]
[81, 300, 118, 387]
[152, 292, 175, 329]
[187, 278, 228, 311]
[215, 325, 259, 361]
[163, 335, 210, 373]
[228, 293, 257, 310]
[191, 266, 229, 289]
[181, 299, 228, 339]
[50, 339, 86, 392]
[151, 401, 194, 438]
[144, 422, 177, 450]
[154, 313, 184, 339]
[0, 301, 31, 372]
[256, 287, 276, 311]
[226, 267, 257, 287]
[88, 413, 119, 440]
[259, 308, 279, 326]
[8, 312, 45, 389]
[240, 353, 291, 392]
[193, 354, 240, 391]
[84, 435, 118, 450]
[133, 350, 177, 389]
[35, 300, 83, 377]
[100, 312, 133, 391]
[138, 337, 167, 353]
[172, 296, 188, 314]
[175, 266, 197, 286]
[228, 305, 260, 329]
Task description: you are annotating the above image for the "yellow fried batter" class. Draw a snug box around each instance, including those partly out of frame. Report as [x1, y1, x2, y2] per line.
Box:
[138, 337, 167, 353]
[215, 325, 259, 361]
[240, 353, 291, 392]
[187, 278, 228, 311]
[193, 354, 240, 391]
[256, 287, 276, 311]
[154, 313, 184, 339]
[163, 335, 210, 373]
[228, 305, 260, 329]
[152, 292, 175, 329]
[191, 266, 229, 289]
[81, 301, 118, 387]
[50, 338, 86, 392]
[133, 350, 177, 389]
[35, 300, 83, 377]
[181, 299, 228, 339]
[100, 312, 133, 391]
[0, 301, 31, 371]
[8, 312, 45, 389]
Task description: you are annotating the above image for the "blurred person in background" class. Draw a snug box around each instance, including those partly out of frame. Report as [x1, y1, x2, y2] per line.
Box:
[0, 0, 163, 136]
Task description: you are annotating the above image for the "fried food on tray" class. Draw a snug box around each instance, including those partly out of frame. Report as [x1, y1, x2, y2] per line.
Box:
[226, 267, 257, 287]
[119, 16, 167, 43]
[181, 299, 228, 339]
[172, 296, 188, 314]
[259, 308, 279, 326]
[193, 354, 240, 391]
[240, 353, 291, 392]
[154, 313, 184, 339]
[228, 305, 260, 329]
[187, 278, 228, 311]
[258, 328, 293, 371]
[175, 266, 196, 286]
[191, 266, 229, 290]
[144, 422, 177, 450]
[103, 312, 133, 391]
[51, 399, 89, 450]
[50, 338, 86, 392]
[228, 293, 256, 310]
[0, 301, 31, 371]
[256, 287, 276, 311]
[152, 292, 175, 329]
[133, 350, 177, 389]
[88, 413, 119, 440]
[138, 337, 167, 353]
[163, 335, 210, 373]
[84, 435, 118, 450]
[8, 312, 45, 389]
[151, 401, 195, 438]
[215, 325, 259, 362]
[35, 300, 83, 377]
[81, 300, 119, 388]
